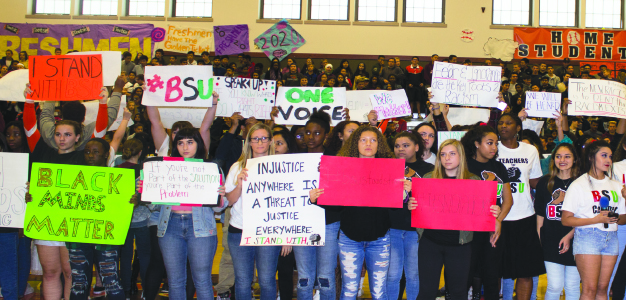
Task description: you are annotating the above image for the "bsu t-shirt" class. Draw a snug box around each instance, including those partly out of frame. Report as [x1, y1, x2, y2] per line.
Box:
[467, 158, 510, 206]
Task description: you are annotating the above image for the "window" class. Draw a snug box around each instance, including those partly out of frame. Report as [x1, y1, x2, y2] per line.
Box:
[261, 0, 301, 19]
[173, 0, 212, 17]
[357, 0, 396, 22]
[127, 0, 165, 16]
[492, 0, 531, 25]
[34, 0, 71, 14]
[539, 0, 577, 27]
[309, 0, 349, 20]
[586, 0, 622, 28]
[404, 0, 444, 23]
[81, 0, 117, 15]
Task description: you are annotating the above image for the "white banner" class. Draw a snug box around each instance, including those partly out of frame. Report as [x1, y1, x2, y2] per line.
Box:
[346, 90, 375, 122]
[0, 153, 29, 228]
[568, 78, 626, 118]
[141, 160, 221, 205]
[369, 90, 411, 120]
[241, 153, 325, 246]
[213, 76, 276, 119]
[143, 66, 214, 107]
[430, 62, 501, 108]
[275, 86, 347, 126]
[525, 92, 561, 118]
[158, 107, 205, 128]
[425, 107, 490, 126]
[68, 51, 121, 86]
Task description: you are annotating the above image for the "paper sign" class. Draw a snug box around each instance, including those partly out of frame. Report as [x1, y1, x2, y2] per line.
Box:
[143, 65, 214, 107]
[28, 54, 103, 101]
[68, 51, 121, 86]
[275, 86, 347, 126]
[0, 69, 28, 102]
[424, 107, 490, 126]
[318, 156, 404, 208]
[214, 24, 249, 56]
[430, 61, 501, 108]
[438, 131, 468, 149]
[158, 25, 213, 54]
[254, 19, 306, 61]
[141, 159, 220, 205]
[241, 153, 325, 246]
[369, 90, 411, 120]
[159, 107, 205, 128]
[213, 76, 277, 119]
[567, 78, 626, 118]
[24, 163, 135, 244]
[108, 96, 134, 131]
[523, 119, 545, 135]
[0, 153, 29, 228]
[346, 90, 375, 122]
[525, 92, 561, 118]
[411, 178, 497, 231]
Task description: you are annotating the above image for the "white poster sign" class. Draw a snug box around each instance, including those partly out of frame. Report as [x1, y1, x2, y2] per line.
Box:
[525, 92, 561, 118]
[431, 61, 501, 108]
[108, 96, 134, 131]
[141, 160, 221, 205]
[425, 107, 490, 126]
[143, 66, 214, 107]
[438, 131, 468, 148]
[69, 51, 121, 86]
[346, 90, 375, 123]
[158, 107, 205, 128]
[0, 153, 29, 228]
[0, 69, 28, 102]
[568, 78, 626, 118]
[213, 76, 276, 119]
[369, 90, 411, 120]
[275, 87, 347, 126]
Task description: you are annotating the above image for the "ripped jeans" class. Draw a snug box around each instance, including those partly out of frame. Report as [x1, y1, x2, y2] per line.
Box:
[338, 230, 390, 300]
[68, 245, 124, 300]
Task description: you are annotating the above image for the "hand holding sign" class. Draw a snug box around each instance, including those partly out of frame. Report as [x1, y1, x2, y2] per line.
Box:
[142, 66, 214, 107]
[368, 90, 411, 120]
[28, 54, 103, 101]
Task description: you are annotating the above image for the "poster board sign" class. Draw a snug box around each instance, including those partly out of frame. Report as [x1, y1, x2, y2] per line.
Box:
[369, 90, 411, 120]
[438, 131, 468, 149]
[214, 25, 249, 56]
[424, 107, 490, 126]
[213, 76, 277, 119]
[0, 69, 28, 102]
[567, 78, 626, 118]
[159, 107, 205, 128]
[158, 25, 213, 54]
[318, 156, 404, 208]
[254, 19, 306, 61]
[346, 90, 375, 123]
[411, 178, 497, 231]
[0, 153, 29, 228]
[274, 86, 347, 126]
[525, 91, 561, 118]
[24, 163, 135, 244]
[68, 51, 121, 86]
[143, 65, 214, 107]
[108, 96, 134, 131]
[28, 54, 103, 101]
[241, 153, 325, 246]
[141, 158, 221, 205]
[430, 61, 501, 108]
[523, 119, 545, 135]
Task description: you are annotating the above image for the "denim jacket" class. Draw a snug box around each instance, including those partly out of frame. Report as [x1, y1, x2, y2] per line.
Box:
[156, 199, 229, 238]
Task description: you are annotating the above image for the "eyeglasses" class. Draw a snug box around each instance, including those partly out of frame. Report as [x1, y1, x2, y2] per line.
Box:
[250, 137, 270, 143]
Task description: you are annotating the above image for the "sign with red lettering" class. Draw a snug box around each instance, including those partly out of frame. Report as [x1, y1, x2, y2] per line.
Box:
[27, 54, 103, 101]
[317, 156, 404, 208]
[142, 65, 214, 107]
[411, 178, 497, 231]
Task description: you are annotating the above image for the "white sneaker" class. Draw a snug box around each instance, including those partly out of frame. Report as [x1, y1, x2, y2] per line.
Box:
[313, 290, 320, 300]
[25, 283, 35, 295]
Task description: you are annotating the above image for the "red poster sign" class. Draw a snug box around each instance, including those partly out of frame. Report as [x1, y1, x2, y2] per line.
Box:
[317, 156, 404, 208]
[514, 27, 626, 62]
[411, 178, 497, 231]
[28, 54, 103, 101]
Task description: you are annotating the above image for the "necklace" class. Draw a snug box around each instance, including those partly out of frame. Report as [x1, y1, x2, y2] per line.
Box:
[560, 177, 573, 190]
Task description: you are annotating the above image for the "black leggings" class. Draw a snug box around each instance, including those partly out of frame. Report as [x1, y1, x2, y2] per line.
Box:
[612, 253, 626, 300]
[416, 237, 472, 300]
[468, 232, 503, 300]
[277, 251, 296, 300]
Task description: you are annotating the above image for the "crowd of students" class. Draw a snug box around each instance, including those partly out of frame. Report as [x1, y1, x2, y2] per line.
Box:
[2, 48, 626, 300]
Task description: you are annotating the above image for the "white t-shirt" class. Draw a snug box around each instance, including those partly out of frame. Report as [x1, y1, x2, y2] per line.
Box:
[562, 174, 626, 231]
[497, 142, 543, 221]
[225, 163, 245, 230]
[157, 135, 170, 157]
[612, 160, 626, 184]
[424, 152, 436, 165]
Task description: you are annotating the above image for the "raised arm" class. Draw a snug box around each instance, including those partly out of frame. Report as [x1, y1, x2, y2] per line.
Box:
[147, 106, 168, 151]
[106, 76, 125, 128]
[109, 107, 132, 152]
[200, 91, 220, 153]
[93, 87, 112, 138]
[23, 84, 40, 152]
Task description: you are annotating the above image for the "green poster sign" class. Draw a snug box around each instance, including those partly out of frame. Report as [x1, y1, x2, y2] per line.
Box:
[24, 163, 135, 245]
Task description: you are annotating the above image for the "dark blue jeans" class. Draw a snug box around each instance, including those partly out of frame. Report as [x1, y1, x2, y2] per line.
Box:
[68, 245, 125, 300]
[120, 225, 151, 293]
[0, 233, 31, 300]
[228, 231, 280, 300]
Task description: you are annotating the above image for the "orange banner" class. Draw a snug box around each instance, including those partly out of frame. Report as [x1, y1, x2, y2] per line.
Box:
[514, 27, 626, 61]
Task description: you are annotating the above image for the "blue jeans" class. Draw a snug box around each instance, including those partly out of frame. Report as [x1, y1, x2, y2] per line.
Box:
[158, 214, 218, 300]
[0, 233, 31, 300]
[544, 261, 580, 300]
[293, 221, 340, 300]
[338, 230, 390, 300]
[120, 225, 151, 293]
[68, 245, 125, 300]
[228, 231, 280, 300]
[502, 277, 538, 300]
[387, 229, 419, 300]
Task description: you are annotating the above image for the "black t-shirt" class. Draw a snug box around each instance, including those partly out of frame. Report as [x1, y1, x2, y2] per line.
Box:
[467, 158, 511, 206]
[389, 160, 434, 231]
[31, 139, 85, 166]
[422, 174, 461, 246]
[534, 175, 576, 266]
[318, 151, 341, 225]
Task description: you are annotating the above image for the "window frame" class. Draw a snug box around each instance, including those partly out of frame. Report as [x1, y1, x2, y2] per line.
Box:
[355, 0, 398, 22]
[171, 0, 213, 18]
[538, 0, 579, 27]
[584, 0, 623, 29]
[260, 0, 302, 20]
[403, 0, 445, 23]
[307, 0, 350, 21]
[32, 0, 71, 14]
[79, 0, 118, 16]
[491, 0, 532, 26]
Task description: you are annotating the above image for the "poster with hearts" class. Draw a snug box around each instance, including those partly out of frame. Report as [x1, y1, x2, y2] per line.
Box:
[254, 19, 306, 61]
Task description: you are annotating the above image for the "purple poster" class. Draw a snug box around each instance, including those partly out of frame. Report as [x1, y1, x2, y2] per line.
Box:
[214, 24, 249, 56]
[0, 23, 154, 58]
[254, 19, 306, 61]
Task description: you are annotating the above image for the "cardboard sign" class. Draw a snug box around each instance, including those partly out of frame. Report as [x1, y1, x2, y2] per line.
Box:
[158, 107, 205, 128]
[68, 51, 121, 86]
[369, 90, 411, 120]
[525, 91, 561, 118]
[567, 78, 626, 118]
[108, 95, 134, 131]
[0, 69, 28, 102]
[214, 24, 249, 56]
[143, 65, 214, 107]
[141, 158, 221, 205]
[254, 19, 306, 61]
[438, 131, 467, 149]
[346, 90, 375, 122]
[213, 76, 277, 119]
[411, 178, 497, 231]
[0, 153, 29, 228]
[318, 156, 404, 208]
[430, 62, 501, 108]
[24, 163, 135, 244]
[241, 153, 325, 246]
[158, 25, 213, 54]
[28, 54, 103, 101]
[275, 86, 347, 126]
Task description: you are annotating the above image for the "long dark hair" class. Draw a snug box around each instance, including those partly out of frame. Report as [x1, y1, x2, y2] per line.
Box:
[273, 130, 297, 154]
[460, 124, 498, 160]
[325, 120, 360, 154]
[547, 143, 580, 191]
[4, 121, 29, 153]
[171, 128, 207, 159]
[614, 133, 626, 162]
[412, 123, 437, 154]
[582, 140, 613, 179]
[393, 131, 425, 161]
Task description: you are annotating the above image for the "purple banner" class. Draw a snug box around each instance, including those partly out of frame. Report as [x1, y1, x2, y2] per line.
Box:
[213, 24, 249, 56]
[0, 23, 154, 58]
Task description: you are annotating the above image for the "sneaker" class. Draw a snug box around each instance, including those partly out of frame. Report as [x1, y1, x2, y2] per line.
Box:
[217, 291, 231, 300]
[25, 283, 34, 295]
[313, 290, 320, 300]
[161, 283, 169, 294]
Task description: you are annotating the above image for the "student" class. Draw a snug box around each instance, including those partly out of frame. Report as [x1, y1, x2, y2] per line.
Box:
[412, 123, 438, 164]
[535, 144, 580, 300]
[225, 123, 280, 300]
[324, 120, 360, 156]
[461, 125, 514, 300]
[409, 139, 500, 300]
[387, 132, 434, 300]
